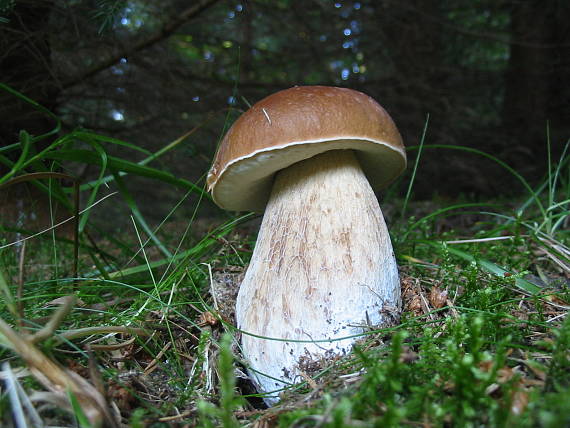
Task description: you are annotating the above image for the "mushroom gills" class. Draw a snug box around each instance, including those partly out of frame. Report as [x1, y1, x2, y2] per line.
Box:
[236, 149, 400, 403]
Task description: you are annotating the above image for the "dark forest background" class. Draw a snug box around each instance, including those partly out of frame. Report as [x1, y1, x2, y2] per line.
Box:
[1, 0, 569, 227]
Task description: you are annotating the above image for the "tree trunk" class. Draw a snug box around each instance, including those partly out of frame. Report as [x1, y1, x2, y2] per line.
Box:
[0, 1, 58, 148]
[502, 0, 562, 172]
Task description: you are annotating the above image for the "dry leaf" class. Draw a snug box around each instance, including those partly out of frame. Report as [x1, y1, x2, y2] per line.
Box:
[429, 286, 448, 309]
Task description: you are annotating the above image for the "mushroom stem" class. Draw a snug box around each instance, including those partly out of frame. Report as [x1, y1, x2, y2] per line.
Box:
[236, 149, 400, 403]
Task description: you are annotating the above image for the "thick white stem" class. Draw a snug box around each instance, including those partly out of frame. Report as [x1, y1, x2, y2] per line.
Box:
[236, 150, 400, 403]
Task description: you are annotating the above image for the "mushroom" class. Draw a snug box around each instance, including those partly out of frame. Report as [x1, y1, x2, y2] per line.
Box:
[207, 86, 406, 403]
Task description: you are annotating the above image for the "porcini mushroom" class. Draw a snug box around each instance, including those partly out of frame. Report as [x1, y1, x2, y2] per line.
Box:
[207, 86, 406, 403]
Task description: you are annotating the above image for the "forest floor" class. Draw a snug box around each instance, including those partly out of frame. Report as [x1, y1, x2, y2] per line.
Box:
[0, 189, 568, 427]
[1, 113, 569, 427]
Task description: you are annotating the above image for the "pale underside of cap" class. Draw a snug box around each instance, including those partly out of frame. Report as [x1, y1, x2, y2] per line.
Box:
[207, 86, 406, 212]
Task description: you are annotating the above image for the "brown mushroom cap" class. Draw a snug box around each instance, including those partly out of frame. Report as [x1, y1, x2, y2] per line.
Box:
[207, 86, 406, 212]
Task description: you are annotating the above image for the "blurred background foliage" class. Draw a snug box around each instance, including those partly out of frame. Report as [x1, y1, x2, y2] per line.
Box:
[1, 0, 569, 229]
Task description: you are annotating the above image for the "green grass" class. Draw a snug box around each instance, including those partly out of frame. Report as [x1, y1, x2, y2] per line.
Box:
[0, 84, 568, 427]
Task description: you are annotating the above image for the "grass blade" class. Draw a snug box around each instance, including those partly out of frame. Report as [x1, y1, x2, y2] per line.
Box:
[113, 171, 172, 259]
[45, 149, 209, 199]
[427, 241, 543, 295]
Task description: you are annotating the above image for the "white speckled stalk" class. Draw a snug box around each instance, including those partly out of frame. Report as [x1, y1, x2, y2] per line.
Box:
[236, 149, 400, 404]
